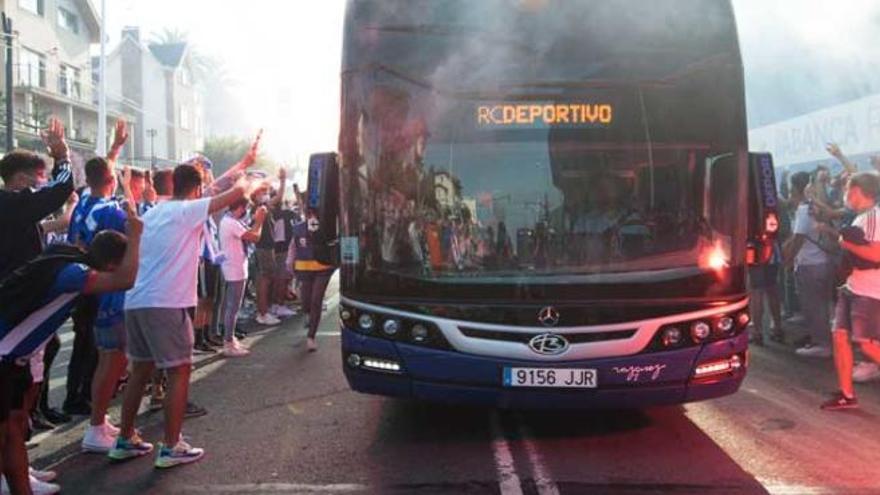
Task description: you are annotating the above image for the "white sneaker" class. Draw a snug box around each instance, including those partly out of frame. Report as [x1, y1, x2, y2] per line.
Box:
[223, 342, 250, 358]
[1, 475, 61, 495]
[272, 305, 298, 318]
[29, 467, 56, 483]
[795, 345, 832, 358]
[154, 439, 205, 469]
[255, 313, 281, 325]
[853, 361, 880, 383]
[82, 423, 117, 453]
[103, 415, 120, 435]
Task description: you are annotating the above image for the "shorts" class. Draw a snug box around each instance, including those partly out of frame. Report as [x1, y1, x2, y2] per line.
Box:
[256, 248, 282, 277]
[197, 261, 220, 300]
[95, 321, 127, 352]
[0, 360, 32, 422]
[125, 308, 194, 370]
[748, 263, 780, 290]
[834, 288, 880, 343]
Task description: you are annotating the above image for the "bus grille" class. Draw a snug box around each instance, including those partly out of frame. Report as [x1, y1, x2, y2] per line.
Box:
[458, 327, 636, 344]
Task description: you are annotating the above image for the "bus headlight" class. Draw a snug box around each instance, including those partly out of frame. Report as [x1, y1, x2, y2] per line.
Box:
[736, 312, 750, 328]
[382, 319, 401, 336]
[691, 321, 711, 342]
[661, 327, 683, 347]
[411, 324, 429, 343]
[715, 316, 735, 334]
[358, 313, 375, 331]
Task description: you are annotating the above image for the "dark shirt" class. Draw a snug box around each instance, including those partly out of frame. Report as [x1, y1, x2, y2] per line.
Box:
[0, 160, 73, 279]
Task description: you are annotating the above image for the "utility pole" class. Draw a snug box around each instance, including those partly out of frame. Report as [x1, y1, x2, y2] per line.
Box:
[2, 13, 13, 152]
[96, 0, 106, 156]
[147, 128, 157, 170]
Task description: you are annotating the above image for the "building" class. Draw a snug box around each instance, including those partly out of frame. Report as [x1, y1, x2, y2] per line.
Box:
[103, 26, 204, 168]
[0, 0, 129, 156]
[749, 93, 880, 173]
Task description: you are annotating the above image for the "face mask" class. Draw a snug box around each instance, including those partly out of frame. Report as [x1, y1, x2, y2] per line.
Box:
[307, 217, 320, 232]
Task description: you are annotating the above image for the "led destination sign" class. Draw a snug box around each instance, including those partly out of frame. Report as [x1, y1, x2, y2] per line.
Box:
[476, 103, 614, 129]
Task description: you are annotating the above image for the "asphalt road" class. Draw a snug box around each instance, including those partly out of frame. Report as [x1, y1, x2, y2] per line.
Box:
[27, 278, 880, 494]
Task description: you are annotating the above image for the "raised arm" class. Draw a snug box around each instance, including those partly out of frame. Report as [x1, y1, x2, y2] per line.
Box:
[241, 206, 269, 242]
[270, 167, 286, 208]
[826, 143, 858, 174]
[209, 175, 269, 215]
[213, 130, 263, 190]
[106, 119, 129, 167]
[40, 191, 79, 234]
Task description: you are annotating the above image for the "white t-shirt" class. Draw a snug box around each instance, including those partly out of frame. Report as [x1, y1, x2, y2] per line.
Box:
[219, 214, 248, 282]
[125, 198, 211, 310]
[847, 206, 880, 300]
[793, 202, 829, 267]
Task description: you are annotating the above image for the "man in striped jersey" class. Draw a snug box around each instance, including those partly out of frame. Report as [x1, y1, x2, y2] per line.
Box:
[823, 172, 880, 410]
[0, 205, 142, 494]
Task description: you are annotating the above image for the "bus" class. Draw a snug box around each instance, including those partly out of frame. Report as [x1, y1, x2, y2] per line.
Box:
[310, 0, 778, 408]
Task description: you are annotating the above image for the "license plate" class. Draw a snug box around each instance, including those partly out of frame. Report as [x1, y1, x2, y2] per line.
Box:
[503, 367, 598, 388]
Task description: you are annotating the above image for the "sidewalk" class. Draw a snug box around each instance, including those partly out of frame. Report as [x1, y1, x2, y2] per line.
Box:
[27, 314, 302, 470]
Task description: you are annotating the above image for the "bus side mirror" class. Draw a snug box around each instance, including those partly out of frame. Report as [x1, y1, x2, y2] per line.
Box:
[747, 152, 779, 265]
[307, 152, 340, 265]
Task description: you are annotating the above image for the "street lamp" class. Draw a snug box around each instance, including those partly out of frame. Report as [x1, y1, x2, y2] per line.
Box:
[147, 128, 157, 170]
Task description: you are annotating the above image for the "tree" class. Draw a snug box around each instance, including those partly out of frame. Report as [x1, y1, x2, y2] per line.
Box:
[202, 135, 277, 176]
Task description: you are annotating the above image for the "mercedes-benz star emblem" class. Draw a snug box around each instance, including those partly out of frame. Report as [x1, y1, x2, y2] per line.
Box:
[538, 306, 560, 327]
[528, 333, 570, 355]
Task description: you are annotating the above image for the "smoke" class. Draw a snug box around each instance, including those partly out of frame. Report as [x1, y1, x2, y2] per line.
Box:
[733, 0, 880, 128]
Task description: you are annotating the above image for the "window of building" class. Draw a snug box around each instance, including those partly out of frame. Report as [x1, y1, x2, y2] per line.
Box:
[72, 67, 81, 100]
[18, 48, 45, 88]
[58, 64, 74, 96]
[57, 6, 78, 34]
[179, 105, 191, 130]
[20, 0, 44, 16]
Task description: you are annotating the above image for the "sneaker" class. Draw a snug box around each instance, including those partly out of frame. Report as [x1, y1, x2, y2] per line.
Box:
[30, 411, 56, 431]
[102, 415, 120, 436]
[193, 342, 216, 354]
[223, 342, 250, 358]
[795, 344, 831, 358]
[154, 439, 205, 469]
[820, 392, 859, 411]
[853, 361, 880, 383]
[255, 313, 281, 325]
[107, 433, 154, 462]
[184, 401, 207, 419]
[272, 305, 298, 318]
[29, 467, 56, 483]
[306, 338, 318, 352]
[82, 423, 117, 453]
[0, 475, 61, 495]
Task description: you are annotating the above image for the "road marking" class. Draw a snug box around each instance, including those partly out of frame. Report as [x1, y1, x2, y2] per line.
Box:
[515, 414, 561, 495]
[489, 411, 525, 495]
[178, 483, 369, 493]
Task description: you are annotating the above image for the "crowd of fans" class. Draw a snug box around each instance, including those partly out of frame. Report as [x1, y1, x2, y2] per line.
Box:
[0, 119, 334, 494]
[750, 142, 880, 410]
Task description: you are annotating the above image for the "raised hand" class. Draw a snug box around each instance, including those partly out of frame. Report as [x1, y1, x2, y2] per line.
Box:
[826, 142, 843, 158]
[122, 199, 143, 238]
[241, 129, 263, 169]
[278, 166, 287, 181]
[40, 117, 69, 162]
[254, 205, 269, 224]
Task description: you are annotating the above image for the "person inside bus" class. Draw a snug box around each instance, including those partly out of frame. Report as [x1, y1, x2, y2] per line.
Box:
[287, 208, 337, 353]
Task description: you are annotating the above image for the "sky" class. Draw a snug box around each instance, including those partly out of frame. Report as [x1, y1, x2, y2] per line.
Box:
[104, 0, 346, 170]
[102, 0, 880, 165]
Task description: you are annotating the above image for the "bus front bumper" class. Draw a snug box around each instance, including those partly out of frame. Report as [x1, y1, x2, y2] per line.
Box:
[341, 328, 748, 409]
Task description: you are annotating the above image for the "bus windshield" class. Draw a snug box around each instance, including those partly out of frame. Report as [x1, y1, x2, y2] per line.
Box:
[340, 0, 747, 301]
